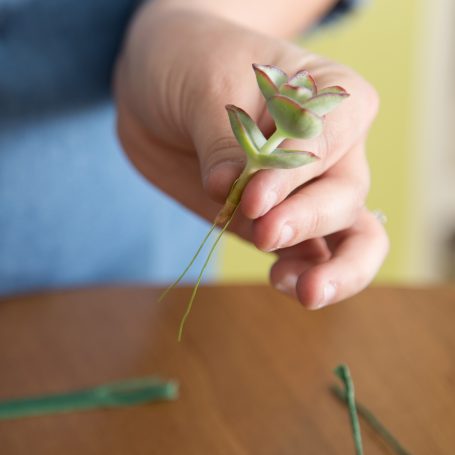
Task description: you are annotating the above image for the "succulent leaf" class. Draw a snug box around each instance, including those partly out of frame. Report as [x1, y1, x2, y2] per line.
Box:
[318, 85, 348, 96]
[255, 149, 319, 169]
[225, 104, 266, 159]
[302, 92, 349, 116]
[252, 64, 288, 100]
[267, 95, 323, 139]
[288, 70, 317, 95]
[279, 83, 313, 104]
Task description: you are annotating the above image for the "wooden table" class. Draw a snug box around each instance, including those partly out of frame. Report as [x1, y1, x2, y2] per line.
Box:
[0, 285, 454, 454]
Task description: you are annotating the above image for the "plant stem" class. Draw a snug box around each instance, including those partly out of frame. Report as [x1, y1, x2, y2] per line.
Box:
[166, 129, 286, 338]
[330, 385, 413, 455]
[178, 205, 238, 341]
[215, 130, 285, 225]
[334, 364, 364, 455]
[259, 129, 285, 155]
[157, 221, 218, 303]
[214, 166, 254, 225]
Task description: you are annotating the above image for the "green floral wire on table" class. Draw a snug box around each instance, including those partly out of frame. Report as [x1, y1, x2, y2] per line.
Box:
[0, 362, 414, 455]
[0, 377, 178, 420]
[333, 364, 414, 455]
[335, 364, 364, 455]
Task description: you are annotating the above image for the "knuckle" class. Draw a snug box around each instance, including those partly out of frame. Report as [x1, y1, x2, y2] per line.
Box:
[359, 78, 380, 122]
[204, 136, 244, 177]
[341, 180, 370, 229]
[305, 209, 326, 238]
[197, 62, 235, 108]
[351, 177, 370, 211]
[376, 220, 390, 254]
[317, 133, 331, 163]
[203, 136, 245, 200]
[207, 136, 242, 164]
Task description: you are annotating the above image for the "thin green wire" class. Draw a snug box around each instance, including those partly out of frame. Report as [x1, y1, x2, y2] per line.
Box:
[158, 221, 218, 303]
[158, 176, 240, 304]
[330, 385, 413, 455]
[334, 364, 364, 455]
[177, 205, 238, 342]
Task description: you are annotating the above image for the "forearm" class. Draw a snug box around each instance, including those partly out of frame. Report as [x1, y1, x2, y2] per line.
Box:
[151, 0, 338, 38]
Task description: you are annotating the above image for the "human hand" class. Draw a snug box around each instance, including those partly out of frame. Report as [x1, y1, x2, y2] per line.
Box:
[114, 5, 389, 309]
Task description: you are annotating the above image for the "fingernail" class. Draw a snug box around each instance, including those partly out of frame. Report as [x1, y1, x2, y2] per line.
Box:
[316, 281, 337, 309]
[277, 224, 294, 248]
[204, 160, 244, 186]
[257, 190, 277, 217]
[265, 223, 294, 252]
[275, 274, 298, 294]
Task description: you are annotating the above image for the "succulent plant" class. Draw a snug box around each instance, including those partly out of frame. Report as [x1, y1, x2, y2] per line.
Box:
[253, 64, 349, 138]
[216, 64, 349, 225]
[159, 64, 350, 340]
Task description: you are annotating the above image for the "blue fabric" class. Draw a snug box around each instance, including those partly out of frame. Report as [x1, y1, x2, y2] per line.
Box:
[0, 0, 136, 116]
[0, 0, 214, 296]
[0, 105, 216, 296]
[320, 0, 364, 25]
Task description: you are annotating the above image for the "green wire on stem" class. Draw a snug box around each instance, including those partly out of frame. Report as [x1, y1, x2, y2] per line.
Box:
[334, 364, 364, 455]
[177, 205, 238, 342]
[158, 221, 218, 303]
[330, 384, 413, 455]
[158, 177, 242, 305]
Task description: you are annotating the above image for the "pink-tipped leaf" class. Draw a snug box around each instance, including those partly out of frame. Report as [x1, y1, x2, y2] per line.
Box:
[317, 85, 348, 96]
[279, 83, 313, 104]
[256, 149, 319, 169]
[267, 95, 323, 139]
[288, 70, 317, 95]
[302, 92, 349, 116]
[252, 64, 288, 100]
[226, 104, 266, 159]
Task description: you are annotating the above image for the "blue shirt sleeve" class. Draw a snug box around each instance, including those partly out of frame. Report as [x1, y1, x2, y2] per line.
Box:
[319, 0, 365, 26]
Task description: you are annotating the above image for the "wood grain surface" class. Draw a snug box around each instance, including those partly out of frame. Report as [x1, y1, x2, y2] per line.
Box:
[0, 285, 454, 454]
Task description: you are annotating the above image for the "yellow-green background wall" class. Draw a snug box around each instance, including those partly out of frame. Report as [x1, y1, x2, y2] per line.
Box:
[218, 0, 422, 284]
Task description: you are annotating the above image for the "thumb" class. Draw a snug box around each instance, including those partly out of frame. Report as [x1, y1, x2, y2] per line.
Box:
[191, 101, 255, 204]
[202, 146, 246, 204]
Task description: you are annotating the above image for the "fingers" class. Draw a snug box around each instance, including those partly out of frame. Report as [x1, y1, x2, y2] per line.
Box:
[237, 60, 378, 219]
[240, 162, 322, 220]
[252, 177, 365, 252]
[301, 56, 380, 160]
[249, 143, 370, 251]
[187, 37, 378, 208]
[270, 209, 389, 309]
